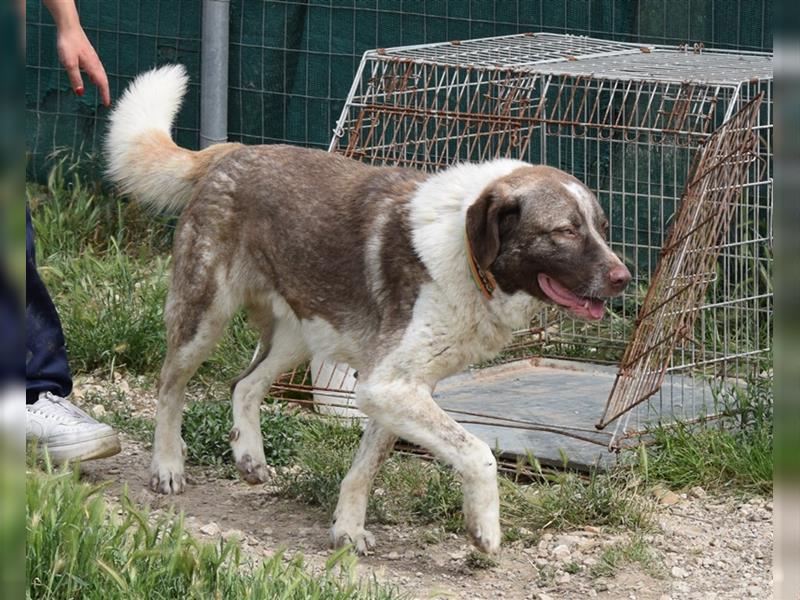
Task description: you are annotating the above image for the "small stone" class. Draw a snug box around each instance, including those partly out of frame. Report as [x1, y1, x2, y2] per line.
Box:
[117, 378, 131, 395]
[588, 590, 597, 598]
[689, 486, 707, 499]
[552, 544, 571, 560]
[199, 522, 220, 536]
[555, 535, 581, 548]
[727, 540, 743, 551]
[449, 550, 467, 560]
[91, 404, 106, 418]
[583, 525, 601, 534]
[659, 595, 672, 600]
[386, 551, 400, 560]
[594, 581, 609, 592]
[671, 566, 688, 579]
[555, 573, 571, 584]
[747, 586, 761, 597]
[537, 540, 549, 553]
[653, 485, 681, 506]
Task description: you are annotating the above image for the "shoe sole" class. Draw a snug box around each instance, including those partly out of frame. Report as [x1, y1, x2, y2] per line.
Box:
[41, 431, 122, 463]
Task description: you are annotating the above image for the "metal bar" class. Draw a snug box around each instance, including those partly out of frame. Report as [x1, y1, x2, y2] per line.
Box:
[200, 0, 230, 148]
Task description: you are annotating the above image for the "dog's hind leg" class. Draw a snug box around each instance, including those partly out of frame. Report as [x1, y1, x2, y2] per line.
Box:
[151, 290, 234, 495]
[330, 421, 396, 554]
[230, 318, 309, 484]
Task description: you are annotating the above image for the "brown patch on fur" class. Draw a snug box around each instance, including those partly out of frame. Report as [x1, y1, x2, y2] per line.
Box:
[146, 144, 432, 372]
[466, 184, 519, 271]
[186, 145, 431, 363]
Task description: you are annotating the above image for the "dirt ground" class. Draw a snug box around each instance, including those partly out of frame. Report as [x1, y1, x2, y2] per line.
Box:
[79, 430, 773, 600]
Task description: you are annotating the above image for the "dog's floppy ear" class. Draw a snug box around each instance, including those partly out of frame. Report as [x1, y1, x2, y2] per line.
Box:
[466, 186, 519, 271]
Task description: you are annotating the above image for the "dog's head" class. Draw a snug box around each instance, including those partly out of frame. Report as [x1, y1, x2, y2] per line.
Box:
[466, 166, 631, 320]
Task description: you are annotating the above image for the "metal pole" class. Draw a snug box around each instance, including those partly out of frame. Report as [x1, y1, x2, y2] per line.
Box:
[200, 0, 230, 148]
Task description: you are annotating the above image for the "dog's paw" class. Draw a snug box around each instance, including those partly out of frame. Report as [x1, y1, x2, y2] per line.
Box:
[149, 462, 185, 494]
[235, 453, 274, 485]
[465, 514, 501, 555]
[330, 524, 376, 556]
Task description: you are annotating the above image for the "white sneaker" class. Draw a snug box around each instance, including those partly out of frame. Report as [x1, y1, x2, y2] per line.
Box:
[26, 392, 121, 462]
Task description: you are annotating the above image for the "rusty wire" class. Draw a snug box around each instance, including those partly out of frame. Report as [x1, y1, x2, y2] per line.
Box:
[596, 95, 764, 429]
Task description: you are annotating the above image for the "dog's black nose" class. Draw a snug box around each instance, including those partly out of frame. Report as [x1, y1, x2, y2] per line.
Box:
[608, 264, 631, 292]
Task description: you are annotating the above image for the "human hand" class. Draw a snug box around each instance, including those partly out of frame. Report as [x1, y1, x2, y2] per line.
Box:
[55, 23, 110, 106]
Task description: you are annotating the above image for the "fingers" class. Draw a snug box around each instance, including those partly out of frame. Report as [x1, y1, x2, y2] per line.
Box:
[63, 58, 85, 97]
[83, 51, 111, 107]
[59, 32, 111, 106]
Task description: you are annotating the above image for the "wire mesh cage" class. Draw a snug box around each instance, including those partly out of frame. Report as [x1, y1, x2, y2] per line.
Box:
[270, 33, 773, 450]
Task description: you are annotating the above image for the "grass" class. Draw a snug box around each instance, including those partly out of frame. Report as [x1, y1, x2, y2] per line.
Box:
[464, 550, 498, 570]
[27, 462, 404, 600]
[84, 388, 303, 475]
[182, 400, 302, 471]
[639, 370, 773, 495]
[589, 536, 665, 580]
[499, 455, 653, 537]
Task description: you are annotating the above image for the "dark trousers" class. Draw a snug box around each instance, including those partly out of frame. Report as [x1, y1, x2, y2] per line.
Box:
[26, 206, 72, 403]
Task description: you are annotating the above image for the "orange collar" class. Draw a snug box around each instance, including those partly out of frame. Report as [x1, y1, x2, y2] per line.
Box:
[465, 231, 497, 300]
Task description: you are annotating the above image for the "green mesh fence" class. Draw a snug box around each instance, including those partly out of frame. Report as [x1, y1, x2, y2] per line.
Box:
[25, 0, 772, 182]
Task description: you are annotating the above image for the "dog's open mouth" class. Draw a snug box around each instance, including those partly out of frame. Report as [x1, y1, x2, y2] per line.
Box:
[537, 273, 605, 320]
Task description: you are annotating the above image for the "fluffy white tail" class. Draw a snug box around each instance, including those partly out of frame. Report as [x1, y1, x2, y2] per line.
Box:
[105, 64, 196, 212]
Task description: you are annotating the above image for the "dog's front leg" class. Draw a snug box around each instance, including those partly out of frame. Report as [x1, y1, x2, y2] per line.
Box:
[330, 421, 396, 554]
[356, 379, 501, 554]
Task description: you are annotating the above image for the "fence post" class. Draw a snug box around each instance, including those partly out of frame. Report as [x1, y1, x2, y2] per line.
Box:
[200, 0, 230, 148]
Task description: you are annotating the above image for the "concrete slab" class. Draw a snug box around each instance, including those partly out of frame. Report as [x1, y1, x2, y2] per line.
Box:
[434, 358, 713, 471]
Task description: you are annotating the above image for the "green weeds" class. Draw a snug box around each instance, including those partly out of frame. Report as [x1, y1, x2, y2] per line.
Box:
[27, 463, 403, 600]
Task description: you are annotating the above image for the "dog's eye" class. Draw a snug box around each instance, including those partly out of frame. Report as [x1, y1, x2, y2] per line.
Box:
[554, 227, 577, 237]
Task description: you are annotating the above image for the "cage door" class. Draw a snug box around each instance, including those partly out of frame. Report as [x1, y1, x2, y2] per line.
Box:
[596, 95, 763, 431]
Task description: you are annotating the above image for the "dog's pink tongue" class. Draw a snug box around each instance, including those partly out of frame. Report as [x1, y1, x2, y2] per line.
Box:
[537, 273, 605, 320]
[587, 298, 605, 319]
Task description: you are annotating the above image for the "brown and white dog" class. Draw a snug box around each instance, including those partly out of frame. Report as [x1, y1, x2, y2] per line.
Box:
[106, 65, 631, 555]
